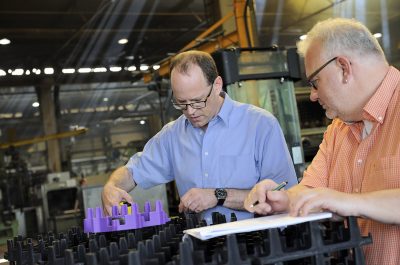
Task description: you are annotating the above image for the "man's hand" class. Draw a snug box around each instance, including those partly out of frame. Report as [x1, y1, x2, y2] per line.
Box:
[289, 187, 358, 217]
[101, 182, 134, 216]
[244, 179, 290, 215]
[179, 188, 217, 213]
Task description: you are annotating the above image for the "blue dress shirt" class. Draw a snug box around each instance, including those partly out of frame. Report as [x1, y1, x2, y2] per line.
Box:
[126, 93, 297, 224]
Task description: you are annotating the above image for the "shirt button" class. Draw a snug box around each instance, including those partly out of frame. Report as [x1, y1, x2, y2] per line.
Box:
[204, 173, 208, 177]
[357, 159, 362, 164]
[204, 152, 208, 156]
[199, 131, 203, 135]
[378, 116, 383, 121]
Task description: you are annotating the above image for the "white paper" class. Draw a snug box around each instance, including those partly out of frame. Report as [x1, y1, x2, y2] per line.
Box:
[184, 212, 332, 240]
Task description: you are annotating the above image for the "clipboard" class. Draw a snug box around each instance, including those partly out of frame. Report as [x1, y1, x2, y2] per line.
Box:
[184, 212, 332, 240]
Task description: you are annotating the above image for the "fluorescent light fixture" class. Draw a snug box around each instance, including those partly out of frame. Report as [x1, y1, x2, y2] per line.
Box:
[373, 33, 382, 38]
[93, 67, 107, 72]
[44, 68, 54, 75]
[62, 68, 75, 74]
[0, 69, 6, 76]
[32, 102, 40, 108]
[109, 66, 122, 72]
[118, 38, 129, 44]
[299, 35, 307, 41]
[153, 65, 160, 70]
[140, 65, 149, 71]
[0, 38, 10, 45]
[140, 120, 146, 125]
[103, 97, 109, 102]
[12, 69, 24, 76]
[78, 68, 91, 73]
[127, 66, 136, 71]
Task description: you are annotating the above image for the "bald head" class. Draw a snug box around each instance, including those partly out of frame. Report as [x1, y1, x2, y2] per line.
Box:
[170, 50, 218, 86]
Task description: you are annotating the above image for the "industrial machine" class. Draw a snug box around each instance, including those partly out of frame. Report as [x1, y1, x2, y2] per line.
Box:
[0, 129, 88, 238]
[212, 47, 305, 177]
[0, 147, 46, 241]
[41, 173, 82, 234]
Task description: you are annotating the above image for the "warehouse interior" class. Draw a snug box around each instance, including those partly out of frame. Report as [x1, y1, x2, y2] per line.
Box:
[0, 0, 399, 257]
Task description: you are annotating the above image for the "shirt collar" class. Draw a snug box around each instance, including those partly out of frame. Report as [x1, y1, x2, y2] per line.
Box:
[362, 66, 400, 124]
[215, 92, 233, 127]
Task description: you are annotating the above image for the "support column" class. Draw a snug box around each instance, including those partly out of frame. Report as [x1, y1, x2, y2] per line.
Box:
[36, 78, 62, 172]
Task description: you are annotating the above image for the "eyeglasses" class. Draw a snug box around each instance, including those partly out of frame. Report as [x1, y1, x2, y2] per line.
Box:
[171, 83, 214, 111]
[307, 57, 337, 89]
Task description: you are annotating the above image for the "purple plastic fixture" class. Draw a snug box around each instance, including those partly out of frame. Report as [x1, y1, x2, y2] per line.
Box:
[84, 200, 170, 233]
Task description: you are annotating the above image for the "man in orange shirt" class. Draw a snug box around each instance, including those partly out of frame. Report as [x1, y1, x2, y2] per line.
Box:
[244, 18, 400, 264]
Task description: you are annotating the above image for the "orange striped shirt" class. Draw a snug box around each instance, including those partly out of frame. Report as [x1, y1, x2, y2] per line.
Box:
[301, 66, 400, 265]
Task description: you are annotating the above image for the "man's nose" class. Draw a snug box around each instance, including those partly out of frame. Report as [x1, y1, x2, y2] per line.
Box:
[309, 88, 318, 102]
[186, 105, 196, 115]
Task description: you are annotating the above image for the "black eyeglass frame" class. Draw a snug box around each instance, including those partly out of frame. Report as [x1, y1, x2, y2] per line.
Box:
[171, 83, 214, 111]
[307, 57, 338, 89]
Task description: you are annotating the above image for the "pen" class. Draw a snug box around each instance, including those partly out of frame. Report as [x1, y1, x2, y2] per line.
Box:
[249, 181, 288, 208]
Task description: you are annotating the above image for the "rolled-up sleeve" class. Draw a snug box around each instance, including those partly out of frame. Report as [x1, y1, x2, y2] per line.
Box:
[126, 127, 174, 189]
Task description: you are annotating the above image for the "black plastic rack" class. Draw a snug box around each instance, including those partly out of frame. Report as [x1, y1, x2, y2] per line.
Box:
[5, 213, 372, 265]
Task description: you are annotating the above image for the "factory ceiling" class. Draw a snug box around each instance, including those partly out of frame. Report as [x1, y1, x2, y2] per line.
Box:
[0, 0, 399, 142]
[0, 0, 210, 85]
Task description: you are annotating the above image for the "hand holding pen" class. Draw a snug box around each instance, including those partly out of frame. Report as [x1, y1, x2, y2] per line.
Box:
[250, 181, 288, 207]
[244, 179, 290, 215]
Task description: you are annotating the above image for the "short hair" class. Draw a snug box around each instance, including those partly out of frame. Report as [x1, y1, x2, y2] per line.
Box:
[297, 18, 385, 61]
[170, 50, 218, 85]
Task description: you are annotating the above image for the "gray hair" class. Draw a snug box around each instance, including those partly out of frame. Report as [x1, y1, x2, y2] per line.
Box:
[297, 18, 385, 61]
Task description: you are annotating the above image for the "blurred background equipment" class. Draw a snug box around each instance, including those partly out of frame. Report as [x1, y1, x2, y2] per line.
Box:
[40, 172, 81, 234]
[0, 146, 46, 241]
[212, 47, 305, 177]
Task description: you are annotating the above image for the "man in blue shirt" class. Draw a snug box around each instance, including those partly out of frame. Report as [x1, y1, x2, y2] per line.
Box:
[102, 50, 297, 224]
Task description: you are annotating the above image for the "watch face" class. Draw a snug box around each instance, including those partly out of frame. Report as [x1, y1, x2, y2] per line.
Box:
[215, 188, 227, 199]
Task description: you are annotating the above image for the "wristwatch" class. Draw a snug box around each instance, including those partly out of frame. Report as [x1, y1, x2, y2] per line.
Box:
[214, 188, 227, 206]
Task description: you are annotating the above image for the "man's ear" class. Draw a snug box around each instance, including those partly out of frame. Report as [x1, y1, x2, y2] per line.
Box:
[214, 76, 224, 93]
[337, 56, 352, 84]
